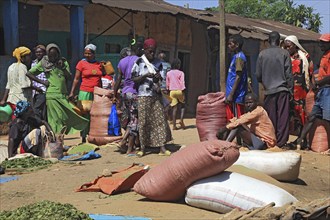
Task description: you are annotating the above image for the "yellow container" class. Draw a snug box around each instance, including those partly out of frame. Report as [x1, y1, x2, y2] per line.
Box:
[103, 61, 115, 75]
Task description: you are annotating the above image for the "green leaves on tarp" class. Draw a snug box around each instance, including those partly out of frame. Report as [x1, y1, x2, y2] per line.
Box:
[0, 200, 92, 220]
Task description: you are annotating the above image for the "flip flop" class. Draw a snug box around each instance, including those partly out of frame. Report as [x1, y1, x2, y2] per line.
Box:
[136, 151, 145, 157]
[126, 152, 137, 157]
[158, 150, 171, 156]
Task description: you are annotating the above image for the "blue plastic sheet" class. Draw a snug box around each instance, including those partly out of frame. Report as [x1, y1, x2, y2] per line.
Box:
[0, 176, 19, 184]
[89, 214, 151, 220]
[108, 104, 121, 136]
[60, 150, 101, 161]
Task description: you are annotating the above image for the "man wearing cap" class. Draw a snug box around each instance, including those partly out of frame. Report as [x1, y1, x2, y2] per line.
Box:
[296, 33, 330, 150]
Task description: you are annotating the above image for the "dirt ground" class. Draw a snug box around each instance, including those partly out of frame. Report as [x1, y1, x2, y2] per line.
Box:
[0, 118, 329, 219]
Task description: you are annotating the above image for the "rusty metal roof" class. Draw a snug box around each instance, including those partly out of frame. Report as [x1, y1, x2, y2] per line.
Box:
[91, 0, 321, 41]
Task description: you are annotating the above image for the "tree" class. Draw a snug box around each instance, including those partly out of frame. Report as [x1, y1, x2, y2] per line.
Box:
[205, 0, 322, 33]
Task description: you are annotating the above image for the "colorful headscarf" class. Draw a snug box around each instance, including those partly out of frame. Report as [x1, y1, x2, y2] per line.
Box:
[12, 47, 31, 63]
[40, 43, 61, 72]
[85, 44, 97, 52]
[14, 101, 31, 117]
[143, 38, 157, 49]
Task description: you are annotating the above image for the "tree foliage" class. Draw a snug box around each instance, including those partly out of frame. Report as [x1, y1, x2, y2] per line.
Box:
[205, 0, 322, 33]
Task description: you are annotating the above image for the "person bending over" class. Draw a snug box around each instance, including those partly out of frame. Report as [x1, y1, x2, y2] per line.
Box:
[217, 93, 276, 150]
[8, 101, 55, 158]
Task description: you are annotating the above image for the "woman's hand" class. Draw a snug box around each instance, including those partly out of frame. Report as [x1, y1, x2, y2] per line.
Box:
[145, 72, 154, 78]
[43, 81, 50, 88]
[68, 93, 75, 102]
[49, 131, 56, 142]
[0, 100, 6, 107]
[225, 94, 233, 104]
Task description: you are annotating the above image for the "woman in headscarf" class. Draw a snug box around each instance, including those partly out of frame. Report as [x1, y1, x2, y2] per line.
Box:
[284, 35, 314, 141]
[69, 44, 104, 142]
[0, 46, 32, 119]
[27, 43, 88, 135]
[131, 38, 172, 157]
[7, 100, 55, 158]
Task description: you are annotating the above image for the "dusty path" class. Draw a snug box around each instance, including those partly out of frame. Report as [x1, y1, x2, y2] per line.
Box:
[0, 118, 329, 219]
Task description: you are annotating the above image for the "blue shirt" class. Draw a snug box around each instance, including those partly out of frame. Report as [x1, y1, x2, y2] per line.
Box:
[226, 51, 248, 104]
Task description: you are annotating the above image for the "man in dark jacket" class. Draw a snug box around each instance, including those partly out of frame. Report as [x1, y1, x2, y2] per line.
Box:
[256, 31, 293, 148]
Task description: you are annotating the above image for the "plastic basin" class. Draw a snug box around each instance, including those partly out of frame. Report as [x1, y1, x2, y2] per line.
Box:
[0, 104, 13, 122]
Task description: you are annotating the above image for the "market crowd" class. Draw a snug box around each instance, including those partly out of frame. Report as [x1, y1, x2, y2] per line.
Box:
[0, 32, 329, 159]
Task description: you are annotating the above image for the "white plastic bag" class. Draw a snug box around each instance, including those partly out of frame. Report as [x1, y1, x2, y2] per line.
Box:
[234, 151, 301, 181]
[185, 172, 298, 214]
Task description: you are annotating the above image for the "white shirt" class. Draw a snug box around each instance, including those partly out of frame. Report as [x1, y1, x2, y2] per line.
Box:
[5, 63, 32, 104]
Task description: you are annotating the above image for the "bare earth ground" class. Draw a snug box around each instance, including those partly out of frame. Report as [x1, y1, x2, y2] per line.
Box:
[0, 118, 329, 219]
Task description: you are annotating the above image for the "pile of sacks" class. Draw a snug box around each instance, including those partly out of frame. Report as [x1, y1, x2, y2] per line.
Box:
[133, 140, 299, 214]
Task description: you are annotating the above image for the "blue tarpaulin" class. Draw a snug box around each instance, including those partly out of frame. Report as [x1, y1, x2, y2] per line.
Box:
[60, 150, 101, 161]
[0, 176, 19, 184]
[89, 214, 151, 220]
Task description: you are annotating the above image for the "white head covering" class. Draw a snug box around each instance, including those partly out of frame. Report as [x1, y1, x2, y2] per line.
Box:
[85, 44, 97, 52]
[285, 35, 310, 90]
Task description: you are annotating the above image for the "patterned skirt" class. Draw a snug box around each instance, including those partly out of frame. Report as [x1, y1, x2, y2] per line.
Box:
[138, 96, 172, 148]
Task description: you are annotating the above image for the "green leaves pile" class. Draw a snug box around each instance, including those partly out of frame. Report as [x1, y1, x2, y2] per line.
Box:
[0, 200, 92, 220]
[1, 156, 52, 169]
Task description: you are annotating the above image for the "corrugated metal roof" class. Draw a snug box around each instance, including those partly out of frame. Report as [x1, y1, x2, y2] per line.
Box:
[91, 0, 321, 41]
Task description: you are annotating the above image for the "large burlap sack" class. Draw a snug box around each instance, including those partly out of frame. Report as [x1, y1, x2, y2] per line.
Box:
[227, 165, 294, 195]
[234, 151, 301, 182]
[303, 90, 329, 152]
[309, 119, 330, 153]
[185, 172, 298, 214]
[88, 87, 122, 145]
[196, 92, 227, 141]
[133, 140, 239, 201]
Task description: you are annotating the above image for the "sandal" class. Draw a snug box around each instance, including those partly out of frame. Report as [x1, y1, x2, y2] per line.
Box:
[126, 151, 137, 157]
[158, 150, 171, 156]
[136, 151, 145, 157]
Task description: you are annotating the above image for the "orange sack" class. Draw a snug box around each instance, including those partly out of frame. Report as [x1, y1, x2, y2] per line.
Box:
[305, 90, 330, 153]
[196, 92, 227, 141]
[133, 140, 239, 201]
[88, 87, 122, 145]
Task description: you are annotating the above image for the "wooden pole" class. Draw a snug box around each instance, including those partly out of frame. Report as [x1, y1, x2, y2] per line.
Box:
[219, 0, 226, 92]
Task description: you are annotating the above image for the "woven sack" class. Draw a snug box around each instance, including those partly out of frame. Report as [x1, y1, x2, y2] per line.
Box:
[304, 90, 329, 152]
[196, 92, 227, 141]
[133, 140, 239, 201]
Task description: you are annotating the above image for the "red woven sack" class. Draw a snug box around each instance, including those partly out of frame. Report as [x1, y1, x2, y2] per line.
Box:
[196, 92, 227, 141]
[88, 87, 122, 145]
[133, 140, 239, 201]
[304, 90, 329, 152]
[309, 119, 330, 153]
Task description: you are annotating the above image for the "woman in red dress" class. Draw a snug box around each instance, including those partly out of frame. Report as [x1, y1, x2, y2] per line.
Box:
[284, 35, 313, 143]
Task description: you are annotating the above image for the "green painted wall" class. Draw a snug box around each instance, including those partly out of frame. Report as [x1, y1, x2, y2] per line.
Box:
[38, 30, 128, 74]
